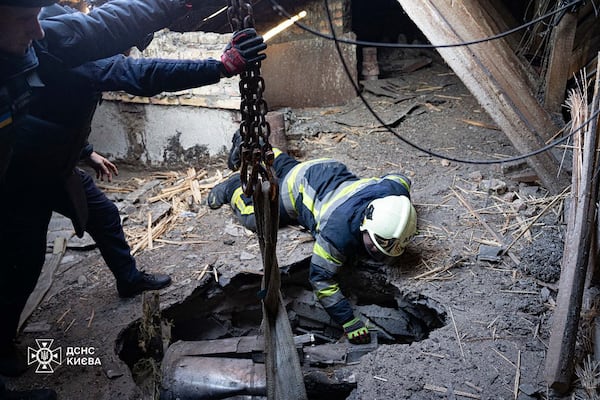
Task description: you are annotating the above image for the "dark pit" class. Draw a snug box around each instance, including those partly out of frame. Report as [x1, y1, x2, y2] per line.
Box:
[117, 258, 446, 399]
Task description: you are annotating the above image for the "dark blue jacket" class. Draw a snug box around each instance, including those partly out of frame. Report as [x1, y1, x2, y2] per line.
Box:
[279, 158, 412, 325]
[10, 54, 222, 179]
[0, 0, 189, 177]
[38, 0, 186, 66]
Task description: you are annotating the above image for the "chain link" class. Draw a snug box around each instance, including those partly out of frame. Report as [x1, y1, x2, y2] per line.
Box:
[227, 0, 276, 198]
[226, 0, 254, 31]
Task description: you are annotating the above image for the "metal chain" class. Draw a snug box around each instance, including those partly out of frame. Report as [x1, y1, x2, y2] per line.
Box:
[225, 7, 307, 398]
[227, 0, 276, 198]
[226, 0, 254, 31]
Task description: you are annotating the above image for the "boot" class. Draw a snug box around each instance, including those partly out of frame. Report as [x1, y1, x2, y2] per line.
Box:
[116, 271, 172, 298]
[0, 344, 27, 377]
[207, 174, 241, 210]
[227, 129, 242, 171]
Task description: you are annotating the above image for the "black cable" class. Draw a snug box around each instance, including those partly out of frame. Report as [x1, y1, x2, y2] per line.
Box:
[271, 0, 585, 49]
[322, 0, 599, 165]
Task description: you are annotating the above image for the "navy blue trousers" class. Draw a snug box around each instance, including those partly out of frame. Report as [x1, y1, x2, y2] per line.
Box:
[0, 168, 138, 348]
[231, 151, 299, 231]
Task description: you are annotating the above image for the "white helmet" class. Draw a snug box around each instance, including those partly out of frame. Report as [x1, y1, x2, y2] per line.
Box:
[360, 195, 417, 257]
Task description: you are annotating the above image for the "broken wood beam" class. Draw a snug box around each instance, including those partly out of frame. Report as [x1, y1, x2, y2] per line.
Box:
[19, 236, 67, 330]
[544, 58, 600, 392]
[397, 0, 570, 194]
[544, 10, 579, 113]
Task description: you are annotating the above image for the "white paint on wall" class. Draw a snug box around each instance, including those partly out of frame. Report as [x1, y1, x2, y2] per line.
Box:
[87, 29, 242, 167]
[143, 104, 237, 161]
[89, 102, 131, 161]
[90, 101, 239, 166]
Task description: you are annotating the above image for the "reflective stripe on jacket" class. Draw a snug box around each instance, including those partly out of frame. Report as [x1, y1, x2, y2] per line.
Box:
[281, 159, 411, 324]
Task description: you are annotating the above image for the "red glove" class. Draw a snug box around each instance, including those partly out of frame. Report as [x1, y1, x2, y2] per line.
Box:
[220, 28, 267, 77]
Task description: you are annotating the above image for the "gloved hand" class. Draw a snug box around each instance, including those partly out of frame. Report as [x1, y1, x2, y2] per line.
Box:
[220, 28, 267, 77]
[343, 317, 371, 345]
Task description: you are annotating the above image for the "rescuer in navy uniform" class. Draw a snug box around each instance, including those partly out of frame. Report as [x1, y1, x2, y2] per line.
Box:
[209, 144, 417, 345]
[0, 0, 265, 392]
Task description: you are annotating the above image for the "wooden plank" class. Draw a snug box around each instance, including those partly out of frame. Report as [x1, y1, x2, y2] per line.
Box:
[570, 2, 600, 77]
[544, 11, 579, 113]
[140, 292, 165, 359]
[544, 59, 600, 392]
[477, 0, 521, 54]
[397, 0, 570, 194]
[18, 237, 67, 330]
[254, 181, 307, 400]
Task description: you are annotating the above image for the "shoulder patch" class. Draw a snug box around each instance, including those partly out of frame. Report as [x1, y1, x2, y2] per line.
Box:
[0, 111, 13, 129]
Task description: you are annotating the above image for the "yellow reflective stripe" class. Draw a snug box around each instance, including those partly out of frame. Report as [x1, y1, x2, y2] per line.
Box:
[0, 113, 13, 129]
[314, 241, 341, 265]
[232, 187, 254, 215]
[386, 175, 410, 191]
[399, 176, 410, 191]
[273, 148, 282, 158]
[301, 183, 315, 213]
[286, 165, 303, 210]
[316, 283, 340, 300]
[317, 178, 377, 223]
[342, 317, 361, 329]
[285, 158, 334, 213]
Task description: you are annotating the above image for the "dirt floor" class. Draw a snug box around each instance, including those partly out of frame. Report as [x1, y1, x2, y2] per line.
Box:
[4, 58, 591, 400]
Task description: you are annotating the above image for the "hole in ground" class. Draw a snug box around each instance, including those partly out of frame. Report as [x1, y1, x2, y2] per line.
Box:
[117, 258, 446, 399]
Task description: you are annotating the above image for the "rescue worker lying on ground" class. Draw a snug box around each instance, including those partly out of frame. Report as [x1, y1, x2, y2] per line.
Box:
[208, 133, 417, 345]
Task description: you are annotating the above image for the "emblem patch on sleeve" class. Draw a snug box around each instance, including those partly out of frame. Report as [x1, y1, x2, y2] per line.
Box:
[0, 111, 13, 129]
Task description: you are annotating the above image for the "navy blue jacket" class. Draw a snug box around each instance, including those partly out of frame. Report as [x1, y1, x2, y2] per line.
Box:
[280, 158, 412, 325]
[10, 54, 222, 179]
[0, 0, 189, 177]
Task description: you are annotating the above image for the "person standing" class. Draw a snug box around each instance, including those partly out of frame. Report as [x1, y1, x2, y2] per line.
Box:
[27, 3, 265, 299]
[0, 0, 265, 388]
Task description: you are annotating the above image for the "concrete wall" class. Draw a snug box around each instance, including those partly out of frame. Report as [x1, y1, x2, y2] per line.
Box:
[262, 35, 357, 108]
[90, 102, 238, 166]
[89, 30, 240, 167]
[89, 0, 356, 167]
[261, 0, 357, 108]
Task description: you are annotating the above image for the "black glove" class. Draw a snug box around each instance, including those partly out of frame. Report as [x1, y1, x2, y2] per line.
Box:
[220, 28, 267, 77]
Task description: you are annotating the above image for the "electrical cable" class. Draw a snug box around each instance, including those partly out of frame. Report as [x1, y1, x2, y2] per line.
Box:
[270, 0, 585, 49]
[322, 0, 599, 165]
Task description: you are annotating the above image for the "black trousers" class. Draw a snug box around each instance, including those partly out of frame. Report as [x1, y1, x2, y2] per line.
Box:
[0, 168, 139, 348]
[231, 151, 300, 231]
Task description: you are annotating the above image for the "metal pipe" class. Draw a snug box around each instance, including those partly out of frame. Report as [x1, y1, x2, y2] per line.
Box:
[161, 356, 266, 400]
